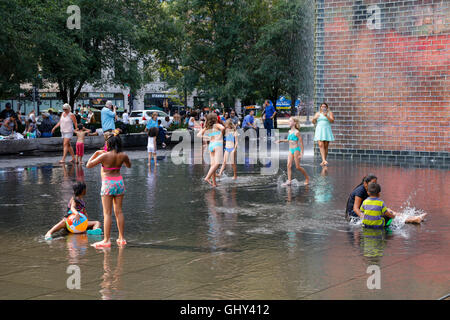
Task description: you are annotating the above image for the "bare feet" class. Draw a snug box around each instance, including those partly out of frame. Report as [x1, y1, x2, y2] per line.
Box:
[415, 213, 427, 223]
[44, 232, 52, 240]
[282, 180, 292, 187]
[320, 161, 325, 166]
[116, 238, 127, 246]
[204, 177, 214, 186]
[59, 159, 65, 163]
[323, 160, 328, 166]
[91, 240, 111, 249]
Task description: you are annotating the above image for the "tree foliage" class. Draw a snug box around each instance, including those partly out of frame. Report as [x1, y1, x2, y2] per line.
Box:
[1, 0, 315, 111]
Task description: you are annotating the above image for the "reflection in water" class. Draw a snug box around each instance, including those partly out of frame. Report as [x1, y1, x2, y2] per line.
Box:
[313, 166, 333, 203]
[204, 187, 238, 251]
[0, 156, 448, 299]
[360, 228, 387, 266]
[75, 164, 85, 182]
[100, 247, 125, 300]
[65, 233, 89, 265]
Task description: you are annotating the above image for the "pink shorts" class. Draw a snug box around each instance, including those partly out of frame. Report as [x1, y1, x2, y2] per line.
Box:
[76, 142, 84, 157]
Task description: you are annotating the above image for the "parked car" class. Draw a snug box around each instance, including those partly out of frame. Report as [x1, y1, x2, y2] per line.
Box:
[129, 109, 173, 125]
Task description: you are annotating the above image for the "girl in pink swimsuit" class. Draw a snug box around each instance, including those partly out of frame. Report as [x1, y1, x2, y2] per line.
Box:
[86, 132, 131, 248]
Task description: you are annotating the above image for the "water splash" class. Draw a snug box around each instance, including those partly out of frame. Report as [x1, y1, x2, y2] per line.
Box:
[389, 206, 427, 231]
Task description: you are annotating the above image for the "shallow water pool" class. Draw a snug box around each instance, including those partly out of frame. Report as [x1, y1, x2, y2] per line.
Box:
[0, 149, 448, 299]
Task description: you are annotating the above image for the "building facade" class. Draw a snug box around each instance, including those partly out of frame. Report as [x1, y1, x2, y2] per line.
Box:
[314, 0, 449, 164]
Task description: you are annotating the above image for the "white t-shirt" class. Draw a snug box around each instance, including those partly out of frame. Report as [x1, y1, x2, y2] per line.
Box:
[29, 113, 36, 123]
[122, 112, 129, 124]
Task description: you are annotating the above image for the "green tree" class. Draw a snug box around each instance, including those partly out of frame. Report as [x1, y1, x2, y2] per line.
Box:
[0, 0, 39, 98]
[34, 0, 162, 109]
[158, 0, 262, 110]
[253, 0, 314, 112]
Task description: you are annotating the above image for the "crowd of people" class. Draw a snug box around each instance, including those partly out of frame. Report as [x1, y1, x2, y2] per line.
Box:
[41, 101, 427, 249]
[0, 102, 98, 140]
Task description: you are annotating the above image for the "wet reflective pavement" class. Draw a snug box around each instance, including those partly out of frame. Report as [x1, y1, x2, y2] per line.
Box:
[0, 146, 448, 299]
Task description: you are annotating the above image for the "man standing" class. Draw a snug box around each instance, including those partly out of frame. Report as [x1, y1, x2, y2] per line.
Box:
[74, 108, 82, 125]
[262, 100, 276, 138]
[101, 100, 117, 135]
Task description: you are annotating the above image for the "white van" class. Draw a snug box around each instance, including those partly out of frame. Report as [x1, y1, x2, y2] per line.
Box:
[128, 109, 173, 125]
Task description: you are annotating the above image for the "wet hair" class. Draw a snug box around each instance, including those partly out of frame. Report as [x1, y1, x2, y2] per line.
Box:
[368, 182, 381, 196]
[106, 135, 123, 153]
[73, 181, 86, 197]
[205, 112, 217, 130]
[157, 119, 162, 125]
[148, 126, 159, 137]
[321, 102, 329, 109]
[78, 124, 84, 130]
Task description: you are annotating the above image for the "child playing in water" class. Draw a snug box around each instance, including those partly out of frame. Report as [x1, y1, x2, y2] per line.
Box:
[74, 124, 98, 164]
[360, 182, 427, 229]
[45, 182, 102, 240]
[218, 119, 238, 180]
[275, 117, 310, 186]
[197, 113, 225, 187]
[148, 126, 158, 168]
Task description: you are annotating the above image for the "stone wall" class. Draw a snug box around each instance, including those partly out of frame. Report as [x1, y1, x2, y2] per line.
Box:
[314, 0, 449, 165]
[0, 133, 148, 155]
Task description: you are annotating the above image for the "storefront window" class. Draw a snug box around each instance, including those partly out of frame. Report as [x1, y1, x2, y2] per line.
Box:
[52, 100, 64, 112]
[40, 100, 52, 111]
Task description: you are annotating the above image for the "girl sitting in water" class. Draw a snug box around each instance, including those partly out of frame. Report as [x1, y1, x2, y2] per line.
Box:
[45, 182, 102, 240]
[197, 113, 225, 187]
[86, 132, 131, 248]
[217, 119, 238, 180]
[275, 117, 310, 186]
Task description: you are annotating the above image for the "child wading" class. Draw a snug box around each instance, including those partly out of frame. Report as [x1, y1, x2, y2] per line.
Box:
[218, 119, 238, 180]
[74, 124, 97, 164]
[197, 113, 224, 187]
[276, 117, 309, 186]
[148, 126, 158, 169]
[45, 182, 102, 240]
